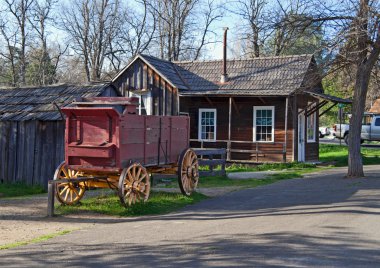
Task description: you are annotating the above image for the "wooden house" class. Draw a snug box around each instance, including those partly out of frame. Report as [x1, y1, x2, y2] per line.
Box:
[112, 53, 350, 163]
[0, 83, 118, 186]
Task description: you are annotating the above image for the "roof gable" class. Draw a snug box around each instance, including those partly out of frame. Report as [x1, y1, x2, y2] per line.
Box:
[112, 54, 189, 90]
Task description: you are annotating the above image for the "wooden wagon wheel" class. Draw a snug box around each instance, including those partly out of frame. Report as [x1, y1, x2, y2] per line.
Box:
[118, 163, 150, 207]
[53, 162, 86, 205]
[178, 148, 199, 196]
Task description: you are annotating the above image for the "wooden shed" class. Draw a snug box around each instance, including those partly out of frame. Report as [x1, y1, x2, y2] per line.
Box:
[0, 83, 119, 186]
[113, 54, 349, 163]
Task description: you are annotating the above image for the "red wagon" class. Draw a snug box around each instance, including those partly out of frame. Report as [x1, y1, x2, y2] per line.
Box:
[53, 97, 199, 207]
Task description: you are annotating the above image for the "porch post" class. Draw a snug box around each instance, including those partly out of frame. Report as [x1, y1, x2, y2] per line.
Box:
[293, 94, 297, 162]
[228, 97, 232, 161]
[284, 97, 289, 163]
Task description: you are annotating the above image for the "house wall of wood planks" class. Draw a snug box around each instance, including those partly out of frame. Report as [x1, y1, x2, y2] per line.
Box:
[181, 94, 319, 163]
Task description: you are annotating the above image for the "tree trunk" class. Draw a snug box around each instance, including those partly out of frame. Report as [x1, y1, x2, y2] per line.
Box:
[347, 67, 370, 177]
[252, 25, 259, 57]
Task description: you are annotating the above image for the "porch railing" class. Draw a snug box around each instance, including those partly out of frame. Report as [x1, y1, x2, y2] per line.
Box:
[190, 139, 287, 163]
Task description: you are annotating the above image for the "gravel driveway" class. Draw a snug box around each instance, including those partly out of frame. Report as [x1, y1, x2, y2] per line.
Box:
[1, 166, 380, 267]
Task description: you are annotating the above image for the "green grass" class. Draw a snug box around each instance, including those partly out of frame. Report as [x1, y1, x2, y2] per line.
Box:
[225, 162, 316, 173]
[56, 191, 207, 217]
[0, 183, 45, 198]
[319, 144, 380, 167]
[198, 162, 316, 173]
[0, 230, 71, 250]
[160, 168, 318, 189]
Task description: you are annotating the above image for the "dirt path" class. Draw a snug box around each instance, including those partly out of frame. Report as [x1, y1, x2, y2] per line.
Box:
[0, 187, 239, 247]
[0, 192, 119, 247]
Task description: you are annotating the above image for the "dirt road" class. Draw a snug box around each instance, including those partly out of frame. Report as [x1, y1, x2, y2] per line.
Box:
[1, 166, 380, 267]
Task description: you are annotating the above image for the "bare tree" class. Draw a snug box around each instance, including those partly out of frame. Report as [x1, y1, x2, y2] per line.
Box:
[28, 0, 58, 85]
[268, 0, 320, 56]
[193, 0, 222, 60]
[0, 19, 19, 86]
[0, 0, 35, 86]
[227, 0, 267, 58]
[61, 0, 119, 82]
[150, 0, 220, 61]
[106, 0, 156, 72]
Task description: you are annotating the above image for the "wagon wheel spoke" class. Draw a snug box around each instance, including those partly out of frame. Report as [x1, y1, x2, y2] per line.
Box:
[182, 174, 190, 191]
[64, 187, 70, 202]
[136, 167, 142, 180]
[71, 187, 80, 197]
[62, 168, 70, 179]
[137, 173, 147, 183]
[132, 165, 136, 178]
[135, 191, 142, 201]
[125, 188, 132, 198]
[127, 170, 133, 183]
[59, 185, 69, 196]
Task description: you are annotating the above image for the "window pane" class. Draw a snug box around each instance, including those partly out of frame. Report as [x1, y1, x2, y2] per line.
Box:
[199, 110, 216, 140]
[254, 108, 274, 142]
[307, 112, 315, 141]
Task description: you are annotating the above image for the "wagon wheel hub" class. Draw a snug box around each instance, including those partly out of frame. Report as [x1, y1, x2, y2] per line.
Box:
[186, 167, 193, 177]
[132, 181, 144, 191]
[186, 166, 197, 179]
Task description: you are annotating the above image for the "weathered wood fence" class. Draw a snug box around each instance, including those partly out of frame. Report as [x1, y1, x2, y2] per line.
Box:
[0, 121, 64, 187]
[193, 148, 226, 177]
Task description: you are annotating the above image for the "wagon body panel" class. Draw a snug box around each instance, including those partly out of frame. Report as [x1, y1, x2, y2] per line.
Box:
[61, 105, 189, 174]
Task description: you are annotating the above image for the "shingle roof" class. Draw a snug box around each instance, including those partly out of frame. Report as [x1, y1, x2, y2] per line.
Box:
[140, 54, 189, 89]
[175, 55, 314, 96]
[113, 54, 317, 96]
[0, 83, 113, 121]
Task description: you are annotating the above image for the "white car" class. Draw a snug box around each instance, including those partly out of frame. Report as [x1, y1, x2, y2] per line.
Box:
[319, 127, 331, 138]
[333, 113, 380, 144]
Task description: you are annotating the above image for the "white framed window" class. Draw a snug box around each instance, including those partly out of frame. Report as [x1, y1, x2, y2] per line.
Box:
[198, 108, 217, 141]
[253, 106, 275, 142]
[128, 91, 152, 115]
[307, 110, 316, 142]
